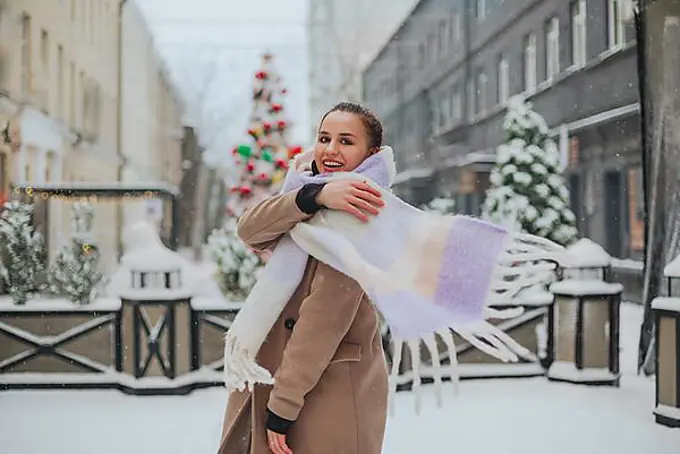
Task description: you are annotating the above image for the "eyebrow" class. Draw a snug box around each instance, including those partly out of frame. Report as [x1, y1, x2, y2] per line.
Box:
[318, 130, 357, 138]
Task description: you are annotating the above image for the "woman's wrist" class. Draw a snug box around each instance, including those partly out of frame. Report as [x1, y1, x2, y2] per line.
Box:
[295, 183, 327, 214]
[266, 407, 295, 435]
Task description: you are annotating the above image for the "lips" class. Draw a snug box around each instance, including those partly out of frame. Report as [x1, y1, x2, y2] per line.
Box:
[322, 160, 344, 172]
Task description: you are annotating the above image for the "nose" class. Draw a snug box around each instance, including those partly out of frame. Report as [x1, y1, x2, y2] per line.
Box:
[325, 139, 338, 153]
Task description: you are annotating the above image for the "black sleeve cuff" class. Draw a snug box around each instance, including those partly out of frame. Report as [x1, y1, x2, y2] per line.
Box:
[266, 408, 295, 435]
[295, 183, 326, 214]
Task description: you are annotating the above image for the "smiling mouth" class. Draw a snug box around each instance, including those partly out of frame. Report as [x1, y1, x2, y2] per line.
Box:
[322, 160, 344, 171]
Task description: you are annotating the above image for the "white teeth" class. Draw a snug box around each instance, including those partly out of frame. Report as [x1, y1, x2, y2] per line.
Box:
[323, 161, 343, 168]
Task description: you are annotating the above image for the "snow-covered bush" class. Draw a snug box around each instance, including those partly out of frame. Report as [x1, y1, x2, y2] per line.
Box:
[482, 95, 578, 246]
[207, 217, 263, 300]
[0, 201, 46, 304]
[421, 197, 456, 215]
[48, 202, 103, 305]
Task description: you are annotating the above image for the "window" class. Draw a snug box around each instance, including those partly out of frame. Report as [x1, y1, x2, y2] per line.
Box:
[467, 79, 476, 121]
[0, 152, 8, 197]
[57, 45, 64, 120]
[39, 30, 49, 111]
[571, 0, 587, 67]
[70, 0, 76, 21]
[418, 43, 426, 67]
[438, 20, 448, 55]
[627, 166, 644, 252]
[524, 33, 537, 93]
[475, 0, 486, 22]
[608, 0, 632, 49]
[477, 69, 487, 115]
[452, 86, 462, 120]
[89, 0, 95, 44]
[69, 63, 76, 127]
[82, 0, 87, 35]
[498, 55, 509, 105]
[450, 10, 461, 44]
[40, 30, 49, 76]
[545, 17, 560, 80]
[427, 33, 437, 62]
[21, 13, 32, 97]
[440, 87, 451, 128]
[79, 71, 85, 129]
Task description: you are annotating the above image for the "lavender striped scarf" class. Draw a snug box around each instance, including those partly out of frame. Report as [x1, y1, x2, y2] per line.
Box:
[223, 146, 565, 412]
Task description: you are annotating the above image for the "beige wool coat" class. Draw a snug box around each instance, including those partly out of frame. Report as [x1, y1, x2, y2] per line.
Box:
[216, 189, 389, 454]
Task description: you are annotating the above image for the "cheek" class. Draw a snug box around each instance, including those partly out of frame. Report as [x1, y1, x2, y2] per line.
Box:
[344, 148, 368, 169]
[312, 143, 325, 160]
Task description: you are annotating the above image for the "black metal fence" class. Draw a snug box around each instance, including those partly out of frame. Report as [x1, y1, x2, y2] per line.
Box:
[0, 295, 559, 396]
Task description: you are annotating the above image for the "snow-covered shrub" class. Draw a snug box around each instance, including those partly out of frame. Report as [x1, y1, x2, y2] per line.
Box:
[48, 202, 103, 305]
[421, 197, 456, 215]
[482, 95, 578, 246]
[207, 217, 263, 300]
[0, 201, 46, 304]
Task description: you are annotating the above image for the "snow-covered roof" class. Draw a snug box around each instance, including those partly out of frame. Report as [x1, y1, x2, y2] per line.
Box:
[550, 279, 623, 296]
[663, 255, 680, 278]
[563, 238, 612, 268]
[652, 297, 680, 313]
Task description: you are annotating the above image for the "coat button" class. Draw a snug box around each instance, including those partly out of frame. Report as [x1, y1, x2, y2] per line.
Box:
[284, 318, 296, 330]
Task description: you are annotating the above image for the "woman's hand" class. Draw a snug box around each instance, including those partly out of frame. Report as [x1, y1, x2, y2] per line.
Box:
[267, 429, 293, 454]
[315, 180, 385, 223]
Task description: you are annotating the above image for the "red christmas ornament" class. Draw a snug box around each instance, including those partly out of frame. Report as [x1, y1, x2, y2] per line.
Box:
[289, 145, 302, 157]
[258, 172, 269, 180]
[255, 71, 268, 80]
[271, 103, 283, 113]
[277, 120, 286, 130]
[281, 88, 287, 94]
[263, 122, 272, 131]
[231, 147, 238, 155]
[239, 186, 252, 196]
[246, 161, 255, 172]
[275, 158, 288, 169]
[248, 128, 258, 138]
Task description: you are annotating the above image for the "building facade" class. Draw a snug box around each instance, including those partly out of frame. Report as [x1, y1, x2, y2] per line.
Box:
[120, 0, 183, 249]
[0, 0, 183, 273]
[307, 0, 420, 140]
[362, 0, 641, 260]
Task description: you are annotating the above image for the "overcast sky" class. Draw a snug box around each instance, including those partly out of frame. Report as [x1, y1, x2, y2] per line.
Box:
[137, 0, 310, 166]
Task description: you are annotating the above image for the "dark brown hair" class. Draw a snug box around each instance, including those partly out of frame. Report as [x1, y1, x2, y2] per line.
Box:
[319, 102, 384, 150]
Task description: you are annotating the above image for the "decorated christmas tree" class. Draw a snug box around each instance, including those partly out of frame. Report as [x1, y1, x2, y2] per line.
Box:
[482, 95, 578, 246]
[48, 202, 103, 305]
[0, 201, 46, 304]
[227, 52, 302, 217]
[206, 217, 263, 300]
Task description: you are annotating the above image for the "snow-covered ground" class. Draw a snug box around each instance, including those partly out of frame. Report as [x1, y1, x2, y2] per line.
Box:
[1, 303, 679, 453]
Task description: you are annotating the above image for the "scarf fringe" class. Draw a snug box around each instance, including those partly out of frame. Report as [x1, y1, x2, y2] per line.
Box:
[388, 312, 537, 415]
[223, 333, 275, 394]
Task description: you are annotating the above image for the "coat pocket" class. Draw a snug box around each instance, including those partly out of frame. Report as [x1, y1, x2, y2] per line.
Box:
[329, 341, 362, 364]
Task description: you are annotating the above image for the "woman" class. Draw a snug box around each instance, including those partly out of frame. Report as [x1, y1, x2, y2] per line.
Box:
[218, 102, 390, 454]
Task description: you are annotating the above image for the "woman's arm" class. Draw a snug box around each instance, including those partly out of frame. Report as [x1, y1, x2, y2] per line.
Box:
[266, 261, 365, 427]
[236, 184, 326, 251]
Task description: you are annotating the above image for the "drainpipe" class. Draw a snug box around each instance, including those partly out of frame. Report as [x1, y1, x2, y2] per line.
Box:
[115, 0, 128, 259]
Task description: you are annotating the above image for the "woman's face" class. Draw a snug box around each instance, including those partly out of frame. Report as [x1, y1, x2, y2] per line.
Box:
[314, 111, 372, 173]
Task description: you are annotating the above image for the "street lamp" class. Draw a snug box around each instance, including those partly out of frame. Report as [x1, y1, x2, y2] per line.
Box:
[651, 254, 680, 428]
[547, 239, 623, 386]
